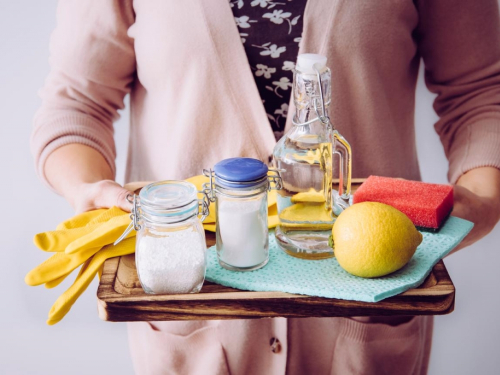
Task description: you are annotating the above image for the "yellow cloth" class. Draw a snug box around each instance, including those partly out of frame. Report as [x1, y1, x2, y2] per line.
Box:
[27, 175, 280, 324]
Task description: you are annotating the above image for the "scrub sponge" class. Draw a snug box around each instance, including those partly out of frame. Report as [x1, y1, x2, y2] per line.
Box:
[353, 176, 453, 230]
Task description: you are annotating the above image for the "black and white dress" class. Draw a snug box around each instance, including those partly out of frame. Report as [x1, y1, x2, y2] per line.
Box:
[230, 0, 308, 140]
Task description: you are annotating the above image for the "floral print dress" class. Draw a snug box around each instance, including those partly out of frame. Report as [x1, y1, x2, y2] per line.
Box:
[230, 0, 308, 140]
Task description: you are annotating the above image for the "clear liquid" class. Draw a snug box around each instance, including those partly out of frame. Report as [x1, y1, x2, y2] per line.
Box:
[273, 133, 335, 259]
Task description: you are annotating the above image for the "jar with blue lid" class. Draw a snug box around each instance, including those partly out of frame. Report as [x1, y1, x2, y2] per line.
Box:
[204, 158, 282, 271]
[117, 180, 210, 294]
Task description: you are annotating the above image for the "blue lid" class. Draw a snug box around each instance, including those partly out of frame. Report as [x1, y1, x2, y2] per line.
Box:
[214, 158, 268, 188]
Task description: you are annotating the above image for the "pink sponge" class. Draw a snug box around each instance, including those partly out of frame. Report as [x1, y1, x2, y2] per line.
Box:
[353, 176, 453, 230]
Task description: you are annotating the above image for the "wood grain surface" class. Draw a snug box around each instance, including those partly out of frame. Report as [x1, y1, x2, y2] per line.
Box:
[96, 179, 455, 322]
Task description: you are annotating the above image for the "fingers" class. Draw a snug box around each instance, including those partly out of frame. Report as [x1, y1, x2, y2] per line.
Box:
[65, 214, 133, 254]
[56, 209, 107, 230]
[82, 180, 132, 213]
[47, 238, 135, 325]
[25, 246, 101, 286]
[123, 181, 153, 193]
[33, 225, 100, 252]
[86, 207, 129, 225]
[114, 187, 133, 212]
[45, 273, 70, 289]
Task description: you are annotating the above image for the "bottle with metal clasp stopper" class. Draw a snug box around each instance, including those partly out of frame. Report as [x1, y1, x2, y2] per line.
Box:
[272, 53, 352, 259]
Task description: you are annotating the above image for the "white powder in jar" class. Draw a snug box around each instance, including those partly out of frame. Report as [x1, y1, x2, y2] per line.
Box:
[137, 230, 206, 294]
[217, 198, 268, 268]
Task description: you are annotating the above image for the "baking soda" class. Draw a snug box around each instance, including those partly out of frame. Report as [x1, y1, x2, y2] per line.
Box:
[217, 198, 268, 268]
[137, 230, 206, 294]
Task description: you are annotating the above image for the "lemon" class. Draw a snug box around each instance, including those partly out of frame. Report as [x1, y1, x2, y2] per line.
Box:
[333, 202, 423, 278]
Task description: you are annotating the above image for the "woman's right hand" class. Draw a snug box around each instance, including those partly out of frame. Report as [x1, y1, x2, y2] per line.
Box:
[71, 179, 132, 214]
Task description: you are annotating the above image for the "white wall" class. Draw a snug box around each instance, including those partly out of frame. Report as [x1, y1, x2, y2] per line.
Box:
[0, 1, 498, 374]
[415, 70, 500, 374]
[0, 1, 132, 374]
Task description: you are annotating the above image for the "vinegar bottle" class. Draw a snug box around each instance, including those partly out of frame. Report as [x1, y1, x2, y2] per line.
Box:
[272, 54, 352, 259]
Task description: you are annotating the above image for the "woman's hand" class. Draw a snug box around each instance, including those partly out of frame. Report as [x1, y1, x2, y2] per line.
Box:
[45, 144, 132, 213]
[71, 179, 132, 214]
[449, 167, 500, 254]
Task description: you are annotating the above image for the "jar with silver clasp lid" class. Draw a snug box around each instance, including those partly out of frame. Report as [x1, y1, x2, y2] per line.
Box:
[115, 180, 210, 294]
[203, 158, 282, 271]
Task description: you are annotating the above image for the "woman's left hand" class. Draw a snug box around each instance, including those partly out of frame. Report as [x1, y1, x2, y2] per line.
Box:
[449, 167, 500, 255]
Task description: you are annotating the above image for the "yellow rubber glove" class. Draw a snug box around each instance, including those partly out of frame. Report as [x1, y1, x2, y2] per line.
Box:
[27, 207, 134, 286]
[268, 187, 277, 207]
[56, 209, 107, 230]
[204, 224, 216, 232]
[268, 202, 279, 228]
[64, 214, 133, 254]
[25, 246, 101, 287]
[34, 207, 129, 252]
[44, 272, 71, 289]
[47, 237, 136, 325]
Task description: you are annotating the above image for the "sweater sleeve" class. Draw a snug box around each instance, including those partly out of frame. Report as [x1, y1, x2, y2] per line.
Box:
[30, 0, 136, 187]
[416, 0, 500, 184]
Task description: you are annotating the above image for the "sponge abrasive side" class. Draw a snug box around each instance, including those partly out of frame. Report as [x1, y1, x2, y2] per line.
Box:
[352, 176, 454, 230]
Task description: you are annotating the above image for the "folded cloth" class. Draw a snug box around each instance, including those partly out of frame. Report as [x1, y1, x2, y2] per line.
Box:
[205, 217, 474, 302]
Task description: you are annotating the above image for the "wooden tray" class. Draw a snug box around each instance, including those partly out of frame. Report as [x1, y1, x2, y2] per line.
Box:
[96, 179, 455, 321]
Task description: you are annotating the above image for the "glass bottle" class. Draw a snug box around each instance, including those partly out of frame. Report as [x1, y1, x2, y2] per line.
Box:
[272, 54, 352, 259]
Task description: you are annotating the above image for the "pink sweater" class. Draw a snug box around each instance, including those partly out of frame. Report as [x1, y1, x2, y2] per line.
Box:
[31, 0, 500, 374]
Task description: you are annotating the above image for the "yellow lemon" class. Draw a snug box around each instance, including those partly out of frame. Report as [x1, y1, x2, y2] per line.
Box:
[333, 202, 423, 278]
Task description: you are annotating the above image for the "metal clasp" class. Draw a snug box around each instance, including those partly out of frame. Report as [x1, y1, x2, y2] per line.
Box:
[202, 169, 216, 202]
[198, 188, 211, 221]
[114, 194, 141, 246]
[291, 65, 333, 130]
[267, 168, 283, 191]
[313, 65, 332, 130]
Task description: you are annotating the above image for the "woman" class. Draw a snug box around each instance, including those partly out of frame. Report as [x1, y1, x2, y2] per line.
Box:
[31, 1, 500, 374]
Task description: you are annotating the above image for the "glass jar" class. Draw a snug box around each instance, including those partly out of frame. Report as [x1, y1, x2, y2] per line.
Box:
[204, 158, 282, 271]
[121, 181, 209, 295]
[272, 54, 352, 259]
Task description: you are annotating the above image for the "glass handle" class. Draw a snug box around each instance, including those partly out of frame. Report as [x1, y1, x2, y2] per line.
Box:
[333, 130, 352, 207]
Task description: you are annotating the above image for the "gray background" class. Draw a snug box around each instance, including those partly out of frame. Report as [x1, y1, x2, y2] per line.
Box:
[0, 1, 499, 374]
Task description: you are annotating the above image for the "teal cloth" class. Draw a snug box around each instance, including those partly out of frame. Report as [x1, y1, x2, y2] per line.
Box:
[205, 216, 473, 302]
